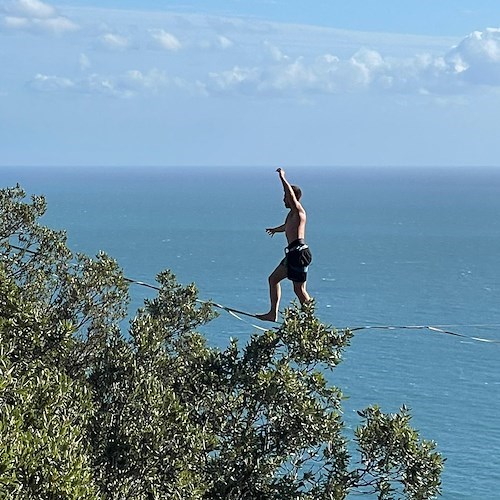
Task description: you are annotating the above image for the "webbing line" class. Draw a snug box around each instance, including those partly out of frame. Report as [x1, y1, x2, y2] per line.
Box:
[4, 245, 499, 344]
[123, 278, 271, 331]
[124, 278, 500, 344]
[349, 325, 500, 344]
[3, 245, 270, 329]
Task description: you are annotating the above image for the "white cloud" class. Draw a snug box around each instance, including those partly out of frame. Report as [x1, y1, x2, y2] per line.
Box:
[120, 69, 170, 92]
[445, 28, 500, 85]
[150, 29, 181, 51]
[38, 16, 77, 33]
[99, 33, 130, 50]
[207, 53, 378, 96]
[2, 0, 78, 34]
[30, 72, 133, 98]
[28, 68, 192, 98]
[30, 73, 75, 91]
[208, 66, 262, 95]
[271, 58, 317, 92]
[10, 0, 55, 19]
[197, 34, 234, 51]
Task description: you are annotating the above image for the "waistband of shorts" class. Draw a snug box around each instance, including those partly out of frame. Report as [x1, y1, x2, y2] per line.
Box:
[286, 238, 308, 253]
[287, 238, 305, 249]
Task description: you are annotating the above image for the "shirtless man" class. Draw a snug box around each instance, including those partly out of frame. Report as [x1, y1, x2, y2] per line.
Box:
[256, 168, 312, 322]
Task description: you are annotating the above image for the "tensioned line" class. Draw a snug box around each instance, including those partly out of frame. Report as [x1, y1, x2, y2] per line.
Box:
[123, 277, 500, 344]
[124, 278, 271, 332]
[5, 245, 500, 343]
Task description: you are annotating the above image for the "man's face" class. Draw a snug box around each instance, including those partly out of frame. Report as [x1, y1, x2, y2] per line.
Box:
[283, 195, 290, 208]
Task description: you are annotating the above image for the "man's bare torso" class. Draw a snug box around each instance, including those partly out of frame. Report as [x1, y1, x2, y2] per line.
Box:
[285, 206, 306, 244]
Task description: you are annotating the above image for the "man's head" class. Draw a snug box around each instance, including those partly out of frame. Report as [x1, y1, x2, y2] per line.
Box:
[284, 185, 302, 208]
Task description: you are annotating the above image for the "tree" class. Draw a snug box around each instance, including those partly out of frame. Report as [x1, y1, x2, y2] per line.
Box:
[0, 185, 443, 499]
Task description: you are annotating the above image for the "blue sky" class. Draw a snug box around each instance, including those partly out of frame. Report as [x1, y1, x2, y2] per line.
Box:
[1, 0, 500, 167]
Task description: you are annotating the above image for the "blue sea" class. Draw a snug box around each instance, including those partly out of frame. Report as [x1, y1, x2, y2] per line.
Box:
[2, 165, 500, 498]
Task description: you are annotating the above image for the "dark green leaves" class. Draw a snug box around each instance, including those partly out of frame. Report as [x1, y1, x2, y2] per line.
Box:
[355, 405, 444, 499]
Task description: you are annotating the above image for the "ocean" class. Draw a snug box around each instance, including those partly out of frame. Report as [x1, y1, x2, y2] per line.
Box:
[2, 165, 500, 498]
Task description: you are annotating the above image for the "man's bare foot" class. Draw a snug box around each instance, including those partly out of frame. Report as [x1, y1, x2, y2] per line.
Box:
[255, 312, 278, 322]
[301, 298, 314, 310]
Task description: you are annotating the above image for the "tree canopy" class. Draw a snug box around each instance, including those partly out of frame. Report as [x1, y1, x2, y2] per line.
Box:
[0, 185, 443, 499]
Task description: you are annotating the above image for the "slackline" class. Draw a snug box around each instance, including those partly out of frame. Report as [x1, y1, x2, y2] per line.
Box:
[348, 324, 500, 344]
[123, 278, 272, 332]
[4, 245, 499, 344]
[124, 277, 500, 344]
[5, 245, 269, 328]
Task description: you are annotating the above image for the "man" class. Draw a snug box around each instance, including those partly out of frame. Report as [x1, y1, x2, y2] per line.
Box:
[256, 168, 312, 322]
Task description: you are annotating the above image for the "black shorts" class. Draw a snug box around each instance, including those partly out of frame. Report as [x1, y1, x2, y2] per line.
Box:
[281, 239, 312, 283]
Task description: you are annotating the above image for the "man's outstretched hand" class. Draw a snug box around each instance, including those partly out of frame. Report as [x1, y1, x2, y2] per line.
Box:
[276, 167, 285, 178]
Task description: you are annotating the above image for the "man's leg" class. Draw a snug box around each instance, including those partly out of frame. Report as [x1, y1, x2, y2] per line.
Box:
[256, 263, 287, 322]
[293, 280, 311, 305]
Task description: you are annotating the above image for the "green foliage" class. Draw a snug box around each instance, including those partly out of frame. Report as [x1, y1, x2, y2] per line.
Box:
[0, 271, 98, 499]
[195, 304, 354, 499]
[355, 406, 443, 499]
[0, 185, 444, 499]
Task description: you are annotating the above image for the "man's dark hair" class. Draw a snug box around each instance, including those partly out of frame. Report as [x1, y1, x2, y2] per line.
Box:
[292, 185, 302, 200]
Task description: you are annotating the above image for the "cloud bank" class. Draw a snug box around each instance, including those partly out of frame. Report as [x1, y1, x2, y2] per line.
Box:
[4, 1, 500, 100]
[206, 29, 500, 97]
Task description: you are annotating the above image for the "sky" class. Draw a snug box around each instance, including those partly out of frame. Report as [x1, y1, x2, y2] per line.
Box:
[1, 0, 500, 167]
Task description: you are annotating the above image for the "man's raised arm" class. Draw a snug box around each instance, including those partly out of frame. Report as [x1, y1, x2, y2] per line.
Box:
[277, 168, 301, 212]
